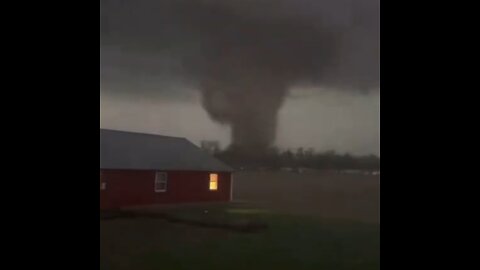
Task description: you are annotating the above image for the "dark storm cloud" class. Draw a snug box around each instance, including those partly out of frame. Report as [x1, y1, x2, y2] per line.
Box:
[100, 0, 379, 153]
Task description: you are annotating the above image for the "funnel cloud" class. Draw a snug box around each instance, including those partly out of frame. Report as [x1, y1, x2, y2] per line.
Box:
[101, 0, 380, 154]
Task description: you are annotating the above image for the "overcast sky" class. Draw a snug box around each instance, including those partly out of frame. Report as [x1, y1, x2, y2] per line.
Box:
[100, 88, 379, 155]
[100, 0, 380, 156]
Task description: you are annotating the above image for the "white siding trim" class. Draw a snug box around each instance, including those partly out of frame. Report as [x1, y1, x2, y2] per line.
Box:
[155, 172, 168, 192]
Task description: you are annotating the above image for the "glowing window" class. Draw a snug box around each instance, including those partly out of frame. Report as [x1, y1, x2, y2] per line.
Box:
[209, 173, 218, 190]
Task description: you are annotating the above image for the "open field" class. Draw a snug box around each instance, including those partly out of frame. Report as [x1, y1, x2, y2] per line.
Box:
[100, 171, 380, 270]
[233, 171, 380, 223]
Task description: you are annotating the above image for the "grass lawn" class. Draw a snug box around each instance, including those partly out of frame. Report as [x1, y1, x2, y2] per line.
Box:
[100, 204, 379, 270]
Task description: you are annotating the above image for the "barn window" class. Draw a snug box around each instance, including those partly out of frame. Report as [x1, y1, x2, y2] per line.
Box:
[209, 173, 218, 191]
[155, 172, 167, 192]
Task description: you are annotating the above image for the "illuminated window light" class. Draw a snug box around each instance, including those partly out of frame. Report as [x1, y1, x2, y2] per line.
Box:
[209, 173, 218, 191]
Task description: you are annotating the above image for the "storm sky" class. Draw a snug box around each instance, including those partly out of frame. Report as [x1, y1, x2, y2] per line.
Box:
[100, 0, 380, 155]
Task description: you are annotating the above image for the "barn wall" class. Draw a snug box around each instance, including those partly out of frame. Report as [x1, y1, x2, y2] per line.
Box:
[100, 169, 232, 209]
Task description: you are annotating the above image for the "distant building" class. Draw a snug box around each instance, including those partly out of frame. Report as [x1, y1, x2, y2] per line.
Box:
[100, 129, 234, 210]
[200, 140, 220, 154]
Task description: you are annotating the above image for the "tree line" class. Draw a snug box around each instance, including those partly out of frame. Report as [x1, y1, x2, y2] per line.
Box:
[213, 148, 380, 171]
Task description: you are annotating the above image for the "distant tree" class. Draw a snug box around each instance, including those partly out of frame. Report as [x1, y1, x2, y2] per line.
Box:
[281, 150, 295, 168]
[325, 150, 336, 156]
[214, 147, 380, 172]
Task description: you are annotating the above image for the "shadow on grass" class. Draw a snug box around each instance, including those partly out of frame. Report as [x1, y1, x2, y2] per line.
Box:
[100, 207, 268, 233]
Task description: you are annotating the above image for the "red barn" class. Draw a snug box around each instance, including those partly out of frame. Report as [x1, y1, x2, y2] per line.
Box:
[100, 129, 234, 210]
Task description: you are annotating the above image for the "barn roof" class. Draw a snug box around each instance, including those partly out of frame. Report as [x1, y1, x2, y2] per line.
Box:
[100, 129, 233, 172]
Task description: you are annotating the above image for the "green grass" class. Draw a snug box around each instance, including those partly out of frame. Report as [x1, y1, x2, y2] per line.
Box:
[100, 205, 379, 270]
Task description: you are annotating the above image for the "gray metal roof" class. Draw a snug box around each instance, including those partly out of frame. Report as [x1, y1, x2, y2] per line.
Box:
[100, 129, 233, 172]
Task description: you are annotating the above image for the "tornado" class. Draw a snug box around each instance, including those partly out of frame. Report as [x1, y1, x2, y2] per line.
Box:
[100, 0, 380, 155]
